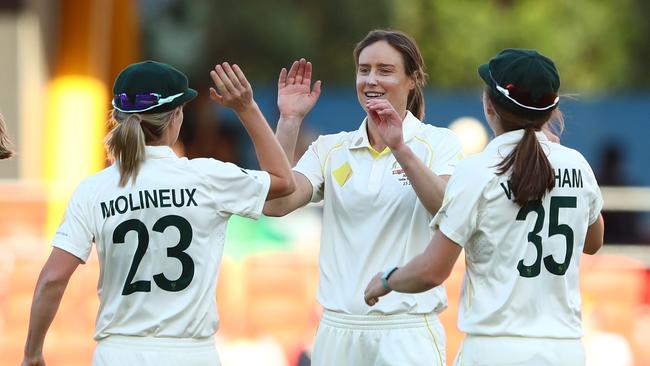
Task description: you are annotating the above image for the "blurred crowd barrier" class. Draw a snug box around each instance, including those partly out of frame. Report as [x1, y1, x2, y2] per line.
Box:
[0, 184, 649, 366]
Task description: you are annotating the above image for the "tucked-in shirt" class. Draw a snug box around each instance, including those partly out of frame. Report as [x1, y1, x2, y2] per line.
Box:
[295, 111, 463, 315]
[53, 146, 270, 340]
[432, 130, 603, 338]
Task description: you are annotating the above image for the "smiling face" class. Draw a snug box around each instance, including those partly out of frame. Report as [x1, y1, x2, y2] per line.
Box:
[356, 40, 415, 119]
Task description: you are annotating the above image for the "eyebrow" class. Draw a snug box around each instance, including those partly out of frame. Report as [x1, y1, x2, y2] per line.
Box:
[357, 63, 397, 68]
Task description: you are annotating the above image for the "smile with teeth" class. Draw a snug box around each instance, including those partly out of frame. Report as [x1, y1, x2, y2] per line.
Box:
[365, 92, 385, 98]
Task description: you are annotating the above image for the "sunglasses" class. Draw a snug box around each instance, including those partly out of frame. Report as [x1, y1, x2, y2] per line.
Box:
[489, 70, 559, 111]
[112, 92, 184, 113]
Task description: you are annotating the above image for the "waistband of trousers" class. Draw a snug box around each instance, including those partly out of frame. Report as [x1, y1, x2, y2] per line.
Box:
[320, 309, 441, 330]
[97, 335, 216, 350]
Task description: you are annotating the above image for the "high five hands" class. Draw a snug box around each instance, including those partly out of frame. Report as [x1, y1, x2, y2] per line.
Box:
[278, 58, 322, 120]
[209, 62, 255, 113]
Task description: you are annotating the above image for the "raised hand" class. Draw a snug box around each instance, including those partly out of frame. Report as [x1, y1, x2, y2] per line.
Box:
[209, 62, 255, 113]
[277, 58, 321, 120]
[366, 98, 404, 150]
[364, 272, 391, 306]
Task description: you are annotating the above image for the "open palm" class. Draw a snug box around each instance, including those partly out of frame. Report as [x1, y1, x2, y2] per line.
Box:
[278, 58, 321, 119]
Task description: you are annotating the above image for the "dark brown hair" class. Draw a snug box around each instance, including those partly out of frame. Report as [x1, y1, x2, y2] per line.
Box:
[353, 29, 427, 120]
[487, 89, 563, 207]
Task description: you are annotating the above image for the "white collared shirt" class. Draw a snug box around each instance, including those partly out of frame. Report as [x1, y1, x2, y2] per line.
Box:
[295, 111, 463, 315]
[52, 145, 270, 340]
[431, 130, 603, 338]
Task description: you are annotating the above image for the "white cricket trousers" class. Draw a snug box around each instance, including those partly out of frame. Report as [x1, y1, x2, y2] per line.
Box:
[453, 335, 584, 366]
[93, 335, 221, 366]
[311, 310, 446, 366]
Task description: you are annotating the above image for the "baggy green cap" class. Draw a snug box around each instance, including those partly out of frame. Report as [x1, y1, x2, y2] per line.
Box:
[478, 49, 560, 114]
[112, 60, 197, 113]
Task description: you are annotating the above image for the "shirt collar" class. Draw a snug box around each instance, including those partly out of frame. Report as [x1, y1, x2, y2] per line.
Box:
[349, 110, 422, 151]
[145, 145, 178, 159]
[484, 129, 549, 153]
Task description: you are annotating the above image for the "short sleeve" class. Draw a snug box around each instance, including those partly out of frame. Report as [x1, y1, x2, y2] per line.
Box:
[584, 162, 604, 225]
[430, 130, 464, 176]
[204, 161, 271, 219]
[294, 137, 326, 203]
[52, 183, 95, 263]
[430, 161, 485, 248]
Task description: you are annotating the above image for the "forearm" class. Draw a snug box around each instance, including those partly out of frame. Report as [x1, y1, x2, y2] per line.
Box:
[263, 172, 313, 216]
[24, 279, 69, 359]
[392, 144, 447, 214]
[387, 253, 440, 293]
[584, 214, 604, 255]
[237, 104, 294, 182]
[274, 115, 303, 164]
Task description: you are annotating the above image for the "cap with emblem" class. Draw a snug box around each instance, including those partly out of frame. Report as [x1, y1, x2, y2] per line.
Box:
[112, 60, 197, 114]
[478, 48, 560, 115]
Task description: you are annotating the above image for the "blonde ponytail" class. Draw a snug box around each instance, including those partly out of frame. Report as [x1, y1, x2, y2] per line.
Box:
[106, 108, 176, 186]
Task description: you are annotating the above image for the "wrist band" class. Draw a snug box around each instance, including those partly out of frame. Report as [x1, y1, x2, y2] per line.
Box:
[381, 266, 399, 291]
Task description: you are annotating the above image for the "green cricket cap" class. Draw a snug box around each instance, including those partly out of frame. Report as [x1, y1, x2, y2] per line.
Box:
[112, 60, 197, 113]
[478, 48, 560, 113]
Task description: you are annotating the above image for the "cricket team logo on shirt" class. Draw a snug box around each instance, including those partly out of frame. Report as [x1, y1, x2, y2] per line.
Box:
[391, 161, 410, 186]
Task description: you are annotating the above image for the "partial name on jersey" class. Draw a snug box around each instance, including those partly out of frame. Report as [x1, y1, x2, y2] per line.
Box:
[100, 188, 198, 219]
[500, 168, 584, 200]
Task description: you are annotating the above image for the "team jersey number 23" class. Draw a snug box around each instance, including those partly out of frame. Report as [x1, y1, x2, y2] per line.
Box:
[516, 196, 577, 278]
[112, 215, 194, 295]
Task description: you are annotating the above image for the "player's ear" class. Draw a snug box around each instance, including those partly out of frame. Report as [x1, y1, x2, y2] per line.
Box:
[483, 91, 496, 118]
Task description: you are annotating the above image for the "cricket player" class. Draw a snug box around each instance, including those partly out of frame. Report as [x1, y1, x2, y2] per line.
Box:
[364, 48, 605, 366]
[21, 60, 295, 366]
[264, 30, 463, 365]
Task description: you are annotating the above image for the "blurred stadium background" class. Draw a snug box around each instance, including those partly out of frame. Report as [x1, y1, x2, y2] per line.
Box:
[1, 0, 649, 365]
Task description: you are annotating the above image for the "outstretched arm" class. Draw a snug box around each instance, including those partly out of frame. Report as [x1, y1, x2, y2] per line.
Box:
[209, 62, 295, 200]
[264, 59, 322, 216]
[22, 248, 81, 366]
[366, 99, 449, 214]
[364, 230, 461, 306]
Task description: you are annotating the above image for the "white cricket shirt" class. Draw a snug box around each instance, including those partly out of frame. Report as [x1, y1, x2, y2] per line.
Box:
[432, 130, 603, 338]
[52, 146, 270, 340]
[295, 111, 463, 315]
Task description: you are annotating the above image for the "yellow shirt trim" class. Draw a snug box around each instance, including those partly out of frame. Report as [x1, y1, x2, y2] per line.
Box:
[413, 136, 434, 168]
[321, 141, 347, 176]
[368, 145, 391, 159]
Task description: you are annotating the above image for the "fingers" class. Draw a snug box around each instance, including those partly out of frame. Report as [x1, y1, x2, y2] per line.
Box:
[364, 295, 378, 306]
[312, 80, 322, 99]
[303, 61, 312, 86]
[209, 69, 226, 104]
[278, 67, 287, 89]
[295, 58, 306, 85]
[209, 87, 223, 104]
[366, 99, 401, 122]
[232, 64, 251, 91]
[213, 64, 236, 94]
[210, 62, 253, 110]
[282, 59, 314, 87]
[365, 98, 394, 111]
[223, 63, 243, 90]
[287, 60, 299, 85]
[368, 109, 381, 124]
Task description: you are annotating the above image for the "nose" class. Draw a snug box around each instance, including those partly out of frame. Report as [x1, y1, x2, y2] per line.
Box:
[366, 70, 378, 85]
